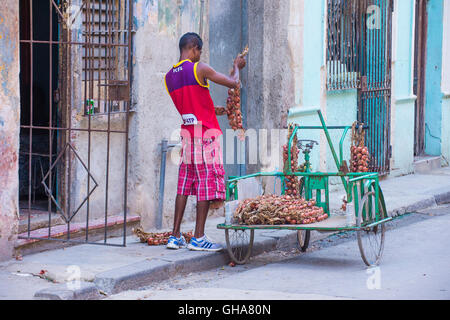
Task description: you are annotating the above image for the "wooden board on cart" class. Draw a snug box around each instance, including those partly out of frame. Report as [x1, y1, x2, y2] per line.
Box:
[219, 214, 354, 231]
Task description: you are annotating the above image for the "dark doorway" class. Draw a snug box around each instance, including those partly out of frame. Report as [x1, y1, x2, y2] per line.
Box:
[413, 0, 428, 156]
[19, 0, 59, 212]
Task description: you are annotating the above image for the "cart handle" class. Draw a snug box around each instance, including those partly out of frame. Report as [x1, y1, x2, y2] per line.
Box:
[287, 109, 347, 191]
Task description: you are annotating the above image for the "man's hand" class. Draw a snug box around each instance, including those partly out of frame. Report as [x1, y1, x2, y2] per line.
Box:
[215, 106, 227, 116]
[234, 56, 246, 70]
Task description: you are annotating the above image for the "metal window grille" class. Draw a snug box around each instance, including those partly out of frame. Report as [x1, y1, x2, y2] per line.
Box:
[326, 0, 362, 90]
[80, 0, 131, 114]
[326, 0, 393, 175]
[18, 0, 133, 247]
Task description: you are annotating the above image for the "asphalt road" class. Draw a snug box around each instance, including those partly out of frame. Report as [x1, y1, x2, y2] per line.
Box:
[107, 205, 450, 300]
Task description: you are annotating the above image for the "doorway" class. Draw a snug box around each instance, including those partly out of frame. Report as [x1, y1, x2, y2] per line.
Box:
[19, 0, 59, 213]
[413, 0, 428, 156]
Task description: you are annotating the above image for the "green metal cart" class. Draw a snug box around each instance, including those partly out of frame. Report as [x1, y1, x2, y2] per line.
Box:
[217, 108, 392, 266]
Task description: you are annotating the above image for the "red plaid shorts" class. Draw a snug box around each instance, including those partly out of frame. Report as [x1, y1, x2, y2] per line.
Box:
[177, 137, 226, 201]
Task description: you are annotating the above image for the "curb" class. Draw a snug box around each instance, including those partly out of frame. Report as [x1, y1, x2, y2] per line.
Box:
[34, 282, 102, 300]
[32, 187, 450, 299]
[32, 233, 292, 299]
[434, 190, 450, 205]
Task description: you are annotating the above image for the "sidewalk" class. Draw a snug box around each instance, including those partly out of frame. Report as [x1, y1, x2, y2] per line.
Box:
[1, 166, 450, 300]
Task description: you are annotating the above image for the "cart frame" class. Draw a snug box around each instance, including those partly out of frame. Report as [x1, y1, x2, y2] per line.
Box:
[217, 108, 392, 266]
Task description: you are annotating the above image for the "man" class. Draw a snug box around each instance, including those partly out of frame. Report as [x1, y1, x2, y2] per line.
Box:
[164, 32, 246, 251]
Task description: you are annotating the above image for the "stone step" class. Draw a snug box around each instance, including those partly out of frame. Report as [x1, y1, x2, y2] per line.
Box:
[413, 156, 442, 174]
[15, 214, 141, 256]
[18, 209, 66, 234]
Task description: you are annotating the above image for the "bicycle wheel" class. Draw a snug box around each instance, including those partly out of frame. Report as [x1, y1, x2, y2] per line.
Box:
[296, 229, 310, 252]
[225, 228, 254, 265]
[357, 191, 386, 266]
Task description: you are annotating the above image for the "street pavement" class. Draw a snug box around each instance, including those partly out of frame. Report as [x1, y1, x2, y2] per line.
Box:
[1, 167, 450, 299]
[107, 205, 450, 300]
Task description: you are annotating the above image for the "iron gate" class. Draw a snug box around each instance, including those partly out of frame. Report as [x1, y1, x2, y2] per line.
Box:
[327, 0, 393, 174]
[18, 0, 133, 246]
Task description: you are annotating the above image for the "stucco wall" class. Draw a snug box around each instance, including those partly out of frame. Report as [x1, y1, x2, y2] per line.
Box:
[0, 1, 20, 261]
[128, 0, 208, 230]
[245, 0, 296, 176]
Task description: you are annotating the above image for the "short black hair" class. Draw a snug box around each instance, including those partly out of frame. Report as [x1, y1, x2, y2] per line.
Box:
[179, 32, 203, 53]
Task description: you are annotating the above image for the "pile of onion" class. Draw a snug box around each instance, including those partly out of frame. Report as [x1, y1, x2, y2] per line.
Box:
[133, 227, 193, 246]
[350, 122, 370, 172]
[226, 87, 243, 131]
[282, 123, 301, 197]
[350, 145, 370, 172]
[234, 194, 328, 225]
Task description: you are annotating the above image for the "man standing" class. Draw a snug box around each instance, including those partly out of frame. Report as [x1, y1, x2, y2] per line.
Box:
[164, 32, 246, 251]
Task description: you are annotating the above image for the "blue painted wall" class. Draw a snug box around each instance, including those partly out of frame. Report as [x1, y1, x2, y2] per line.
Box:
[390, 0, 415, 175]
[424, 0, 444, 156]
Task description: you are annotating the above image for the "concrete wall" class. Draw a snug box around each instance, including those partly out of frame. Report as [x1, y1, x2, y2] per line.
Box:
[128, 0, 208, 230]
[209, 0, 246, 179]
[245, 0, 296, 176]
[0, 1, 20, 261]
[389, 0, 416, 176]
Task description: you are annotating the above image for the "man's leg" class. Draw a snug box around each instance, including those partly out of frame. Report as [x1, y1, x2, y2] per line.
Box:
[172, 194, 188, 238]
[194, 200, 210, 238]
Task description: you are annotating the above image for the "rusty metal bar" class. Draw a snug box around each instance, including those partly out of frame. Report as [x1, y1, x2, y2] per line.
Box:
[104, 0, 112, 242]
[48, 0, 53, 238]
[123, 0, 133, 246]
[20, 125, 127, 133]
[27, 0, 34, 238]
[20, 0, 132, 247]
[19, 39, 128, 47]
[86, 0, 94, 240]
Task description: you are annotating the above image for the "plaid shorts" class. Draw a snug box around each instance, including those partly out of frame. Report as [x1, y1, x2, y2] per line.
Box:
[177, 137, 226, 202]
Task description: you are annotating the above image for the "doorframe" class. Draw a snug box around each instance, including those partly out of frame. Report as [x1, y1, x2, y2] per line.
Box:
[413, 0, 428, 157]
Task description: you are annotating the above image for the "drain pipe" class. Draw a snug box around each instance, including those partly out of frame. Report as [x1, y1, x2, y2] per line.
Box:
[157, 139, 180, 229]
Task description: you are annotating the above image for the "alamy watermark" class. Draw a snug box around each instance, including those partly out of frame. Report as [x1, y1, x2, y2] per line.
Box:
[366, 266, 381, 290]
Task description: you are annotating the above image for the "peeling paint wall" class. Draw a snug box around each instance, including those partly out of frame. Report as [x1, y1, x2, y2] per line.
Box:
[246, 0, 296, 176]
[128, 0, 209, 230]
[0, 1, 20, 261]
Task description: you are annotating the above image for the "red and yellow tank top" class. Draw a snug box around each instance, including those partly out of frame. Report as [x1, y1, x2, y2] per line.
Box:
[164, 59, 222, 140]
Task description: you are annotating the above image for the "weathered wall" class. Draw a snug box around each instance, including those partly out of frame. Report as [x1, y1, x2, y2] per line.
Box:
[128, 0, 208, 230]
[0, 1, 20, 261]
[246, 0, 296, 176]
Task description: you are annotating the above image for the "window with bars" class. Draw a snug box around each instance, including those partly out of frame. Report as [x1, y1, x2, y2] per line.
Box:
[80, 0, 131, 115]
[326, 0, 362, 91]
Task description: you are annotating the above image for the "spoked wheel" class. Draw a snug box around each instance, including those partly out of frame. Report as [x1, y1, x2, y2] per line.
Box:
[357, 191, 386, 266]
[225, 228, 254, 264]
[296, 230, 310, 252]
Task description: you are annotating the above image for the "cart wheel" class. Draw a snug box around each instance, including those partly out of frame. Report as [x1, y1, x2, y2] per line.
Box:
[225, 229, 254, 265]
[296, 230, 310, 252]
[357, 191, 386, 266]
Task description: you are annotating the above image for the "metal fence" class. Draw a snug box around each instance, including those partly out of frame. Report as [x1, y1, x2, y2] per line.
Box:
[18, 0, 133, 246]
